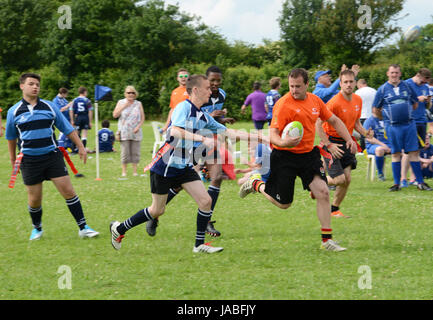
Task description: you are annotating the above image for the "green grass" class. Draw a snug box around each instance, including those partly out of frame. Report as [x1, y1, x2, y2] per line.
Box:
[1, 121, 433, 300]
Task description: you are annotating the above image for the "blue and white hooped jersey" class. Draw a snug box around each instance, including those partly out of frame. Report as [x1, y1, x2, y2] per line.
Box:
[6, 98, 75, 156]
[72, 96, 93, 117]
[265, 89, 281, 120]
[405, 78, 429, 123]
[151, 99, 227, 177]
[201, 88, 226, 114]
[373, 81, 418, 125]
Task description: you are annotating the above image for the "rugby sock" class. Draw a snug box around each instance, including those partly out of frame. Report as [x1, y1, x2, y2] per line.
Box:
[29, 206, 42, 231]
[321, 228, 333, 243]
[391, 162, 401, 186]
[410, 161, 424, 184]
[252, 180, 264, 192]
[207, 186, 220, 211]
[117, 208, 153, 235]
[66, 196, 86, 230]
[82, 138, 87, 148]
[331, 205, 339, 213]
[375, 156, 385, 175]
[165, 188, 178, 205]
[195, 209, 212, 247]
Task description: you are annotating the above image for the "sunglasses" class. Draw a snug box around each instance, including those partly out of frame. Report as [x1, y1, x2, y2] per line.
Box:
[178, 75, 189, 79]
[126, 92, 136, 95]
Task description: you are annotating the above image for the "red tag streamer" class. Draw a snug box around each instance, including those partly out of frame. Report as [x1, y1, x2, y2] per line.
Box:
[59, 147, 78, 175]
[143, 142, 174, 173]
[8, 152, 23, 189]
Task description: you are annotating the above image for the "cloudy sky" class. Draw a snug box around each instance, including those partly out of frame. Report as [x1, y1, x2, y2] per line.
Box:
[163, 0, 433, 45]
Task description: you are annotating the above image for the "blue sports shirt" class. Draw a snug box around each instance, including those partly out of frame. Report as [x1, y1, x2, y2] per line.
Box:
[201, 88, 226, 114]
[98, 128, 114, 152]
[265, 89, 281, 120]
[72, 96, 93, 117]
[6, 98, 75, 156]
[313, 80, 340, 103]
[363, 115, 390, 148]
[151, 99, 227, 177]
[405, 78, 430, 124]
[373, 81, 418, 125]
[52, 95, 70, 121]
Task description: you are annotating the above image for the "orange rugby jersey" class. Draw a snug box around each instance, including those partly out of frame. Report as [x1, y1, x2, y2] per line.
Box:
[169, 86, 189, 109]
[322, 92, 362, 138]
[271, 92, 333, 153]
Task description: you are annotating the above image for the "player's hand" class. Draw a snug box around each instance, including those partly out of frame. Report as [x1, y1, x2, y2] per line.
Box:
[365, 128, 374, 139]
[282, 136, 302, 148]
[327, 143, 344, 159]
[210, 110, 225, 118]
[351, 64, 361, 76]
[78, 146, 87, 164]
[222, 117, 236, 125]
[346, 139, 358, 155]
[418, 95, 430, 103]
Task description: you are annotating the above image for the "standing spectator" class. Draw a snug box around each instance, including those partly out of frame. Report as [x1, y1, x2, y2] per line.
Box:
[241, 81, 268, 131]
[161, 68, 190, 132]
[355, 79, 377, 150]
[372, 64, 432, 191]
[113, 86, 145, 177]
[265, 77, 282, 126]
[98, 119, 115, 153]
[52, 88, 71, 122]
[5, 73, 99, 241]
[70, 86, 93, 149]
[313, 65, 360, 103]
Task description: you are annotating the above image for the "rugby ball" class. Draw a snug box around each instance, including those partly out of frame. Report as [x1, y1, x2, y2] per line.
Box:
[281, 121, 304, 140]
[403, 25, 420, 42]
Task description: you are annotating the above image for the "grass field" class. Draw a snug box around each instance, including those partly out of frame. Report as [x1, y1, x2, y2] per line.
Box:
[1, 121, 433, 300]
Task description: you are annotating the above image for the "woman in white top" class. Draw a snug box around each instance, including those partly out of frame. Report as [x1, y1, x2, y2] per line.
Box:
[113, 86, 145, 177]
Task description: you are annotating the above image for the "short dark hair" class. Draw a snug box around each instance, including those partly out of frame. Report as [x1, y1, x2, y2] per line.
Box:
[59, 87, 69, 94]
[19, 73, 41, 84]
[78, 86, 87, 94]
[206, 66, 222, 76]
[269, 77, 281, 89]
[388, 64, 401, 71]
[102, 119, 110, 128]
[253, 81, 261, 90]
[340, 69, 355, 79]
[289, 68, 309, 84]
[186, 74, 207, 95]
[418, 68, 431, 79]
[177, 68, 189, 75]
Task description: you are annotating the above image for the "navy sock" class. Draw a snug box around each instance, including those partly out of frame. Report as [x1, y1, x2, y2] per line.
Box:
[207, 186, 220, 211]
[66, 196, 86, 230]
[195, 209, 212, 247]
[375, 156, 385, 175]
[117, 208, 153, 235]
[391, 162, 401, 185]
[29, 206, 42, 231]
[331, 205, 339, 213]
[166, 188, 178, 205]
[410, 161, 424, 184]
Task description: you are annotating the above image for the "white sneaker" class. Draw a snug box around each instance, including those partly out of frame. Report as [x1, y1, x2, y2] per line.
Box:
[321, 239, 347, 252]
[110, 221, 124, 250]
[78, 225, 100, 238]
[239, 173, 262, 198]
[193, 243, 224, 254]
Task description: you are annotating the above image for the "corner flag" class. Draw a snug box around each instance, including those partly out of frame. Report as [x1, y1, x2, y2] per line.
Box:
[95, 85, 113, 102]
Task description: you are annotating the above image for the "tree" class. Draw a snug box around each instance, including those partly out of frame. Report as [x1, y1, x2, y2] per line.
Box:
[314, 0, 404, 70]
[279, 0, 324, 69]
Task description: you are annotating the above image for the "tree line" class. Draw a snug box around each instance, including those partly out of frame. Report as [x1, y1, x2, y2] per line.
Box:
[0, 0, 432, 121]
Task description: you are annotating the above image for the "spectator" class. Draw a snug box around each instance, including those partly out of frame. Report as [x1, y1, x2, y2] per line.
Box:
[265, 77, 282, 126]
[113, 86, 145, 177]
[241, 81, 268, 131]
[420, 134, 433, 178]
[52, 87, 71, 122]
[98, 119, 115, 153]
[355, 79, 377, 150]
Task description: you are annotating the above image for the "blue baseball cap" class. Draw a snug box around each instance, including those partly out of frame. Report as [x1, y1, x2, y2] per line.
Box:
[315, 70, 332, 82]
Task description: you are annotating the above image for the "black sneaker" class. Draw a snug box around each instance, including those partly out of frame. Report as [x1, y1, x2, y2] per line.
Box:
[389, 184, 401, 192]
[146, 218, 159, 237]
[417, 182, 433, 191]
[206, 220, 221, 237]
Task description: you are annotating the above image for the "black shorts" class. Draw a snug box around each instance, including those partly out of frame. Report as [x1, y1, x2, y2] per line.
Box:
[323, 137, 357, 178]
[75, 116, 90, 130]
[264, 147, 327, 205]
[20, 149, 69, 186]
[150, 168, 201, 195]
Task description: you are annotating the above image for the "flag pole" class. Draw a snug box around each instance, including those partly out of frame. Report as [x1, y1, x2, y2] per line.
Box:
[95, 99, 102, 181]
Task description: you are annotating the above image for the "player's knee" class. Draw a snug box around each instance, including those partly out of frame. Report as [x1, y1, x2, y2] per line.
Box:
[278, 203, 291, 210]
[333, 175, 346, 186]
[375, 148, 384, 156]
[198, 194, 212, 211]
[314, 187, 329, 201]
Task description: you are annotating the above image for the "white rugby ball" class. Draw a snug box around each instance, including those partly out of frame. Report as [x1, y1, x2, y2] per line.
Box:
[403, 25, 420, 42]
[281, 121, 304, 140]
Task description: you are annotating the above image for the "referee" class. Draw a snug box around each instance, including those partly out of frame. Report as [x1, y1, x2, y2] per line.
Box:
[5, 73, 99, 241]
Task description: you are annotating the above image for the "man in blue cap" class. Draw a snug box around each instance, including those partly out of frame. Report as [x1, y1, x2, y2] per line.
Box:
[313, 65, 360, 103]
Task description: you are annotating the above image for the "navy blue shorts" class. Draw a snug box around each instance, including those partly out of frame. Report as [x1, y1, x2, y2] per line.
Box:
[387, 122, 419, 154]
